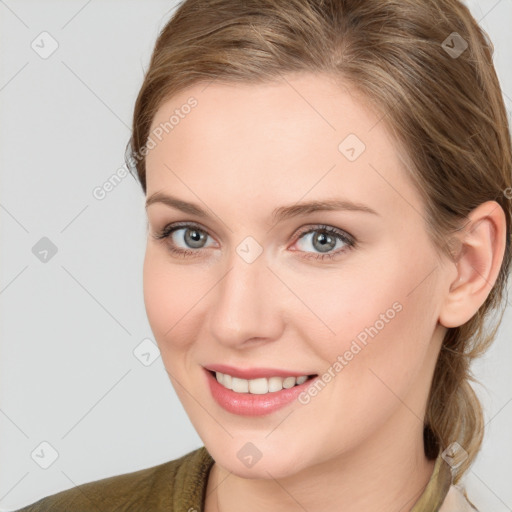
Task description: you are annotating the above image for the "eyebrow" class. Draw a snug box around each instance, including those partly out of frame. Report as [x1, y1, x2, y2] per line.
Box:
[145, 192, 379, 222]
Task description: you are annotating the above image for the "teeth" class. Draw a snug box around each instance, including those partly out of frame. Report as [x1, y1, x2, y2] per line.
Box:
[231, 377, 249, 393]
[214, 372, 311, 394]
[249, 378, 268, 394]
[268, 376, 283, 392]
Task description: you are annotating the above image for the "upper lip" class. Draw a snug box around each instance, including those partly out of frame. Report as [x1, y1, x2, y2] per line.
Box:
[204, 364, 316, 379]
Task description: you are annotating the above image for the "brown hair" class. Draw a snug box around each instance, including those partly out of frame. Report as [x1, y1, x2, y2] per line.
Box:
[126, 0, 512, 483]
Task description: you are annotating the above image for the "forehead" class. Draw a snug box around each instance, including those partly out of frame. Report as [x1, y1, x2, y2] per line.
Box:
[145, 73, 424, 222]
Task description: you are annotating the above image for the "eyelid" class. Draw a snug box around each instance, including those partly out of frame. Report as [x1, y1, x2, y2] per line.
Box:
[154, 220, 357, 262]
[153, 220, 218, 243]
[153, 221, 353, 243]
[292, 224, 354, 243]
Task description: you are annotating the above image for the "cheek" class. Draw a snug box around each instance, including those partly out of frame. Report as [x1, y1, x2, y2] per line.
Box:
[143, 247, 167, 337]
[142, 246, 196, 354]
[300, 248, 437, 390]
[295, 267, 436, 445]
[288, 261, 404, 357]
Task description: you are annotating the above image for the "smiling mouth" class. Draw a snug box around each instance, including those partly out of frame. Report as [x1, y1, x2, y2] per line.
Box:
[207, 369, 318, 395]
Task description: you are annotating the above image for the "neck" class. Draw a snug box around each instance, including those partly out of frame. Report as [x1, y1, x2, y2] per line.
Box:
[205, 412, 436, 512]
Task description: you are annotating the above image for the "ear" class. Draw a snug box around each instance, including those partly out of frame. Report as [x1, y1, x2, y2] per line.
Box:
[438, 200, 507, 329]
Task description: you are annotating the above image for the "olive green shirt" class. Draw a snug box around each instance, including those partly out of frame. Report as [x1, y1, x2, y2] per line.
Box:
[13, 446, 478, 511]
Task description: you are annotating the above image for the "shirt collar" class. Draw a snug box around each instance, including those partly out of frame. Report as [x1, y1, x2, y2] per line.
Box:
[410, 453, 453, 511]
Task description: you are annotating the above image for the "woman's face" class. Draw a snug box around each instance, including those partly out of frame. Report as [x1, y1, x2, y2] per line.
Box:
[143, 73, 453, 478]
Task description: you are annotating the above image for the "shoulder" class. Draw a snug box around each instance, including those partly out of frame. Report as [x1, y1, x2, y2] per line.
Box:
[439, 484, 480, 512]
[11, 446, 213, 512]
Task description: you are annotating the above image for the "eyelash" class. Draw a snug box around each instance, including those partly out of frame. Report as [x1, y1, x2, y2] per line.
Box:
[151, 222, 356, 261]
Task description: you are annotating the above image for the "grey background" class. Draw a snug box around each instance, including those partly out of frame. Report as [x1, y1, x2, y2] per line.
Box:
[0, 1, 510, 510]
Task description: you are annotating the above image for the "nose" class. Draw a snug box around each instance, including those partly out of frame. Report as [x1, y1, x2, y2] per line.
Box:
[208, 250, 284, 349]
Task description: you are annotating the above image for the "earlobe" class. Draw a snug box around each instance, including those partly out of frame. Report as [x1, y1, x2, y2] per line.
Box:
[438, 200, 507, 329]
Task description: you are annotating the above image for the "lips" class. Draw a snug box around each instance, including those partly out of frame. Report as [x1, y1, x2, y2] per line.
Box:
[204, 367, 320, 416]
[204, 363, 316, 380]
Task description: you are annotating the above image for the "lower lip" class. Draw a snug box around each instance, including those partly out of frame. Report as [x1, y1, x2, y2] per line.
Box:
[204, 368, 319, 416]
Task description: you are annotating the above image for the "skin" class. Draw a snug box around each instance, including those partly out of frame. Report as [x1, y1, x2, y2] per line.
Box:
[142, 72, 506, 512]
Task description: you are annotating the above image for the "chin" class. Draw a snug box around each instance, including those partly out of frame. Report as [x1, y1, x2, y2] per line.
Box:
[205, 437, 314, 480]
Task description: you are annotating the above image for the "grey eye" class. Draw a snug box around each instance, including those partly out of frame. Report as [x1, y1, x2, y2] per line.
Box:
[172, 227, 210, 249]
[296, 229, 348, 254]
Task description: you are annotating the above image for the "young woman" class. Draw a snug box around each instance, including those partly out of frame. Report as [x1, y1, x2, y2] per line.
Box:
[16, 0, 511, 510]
